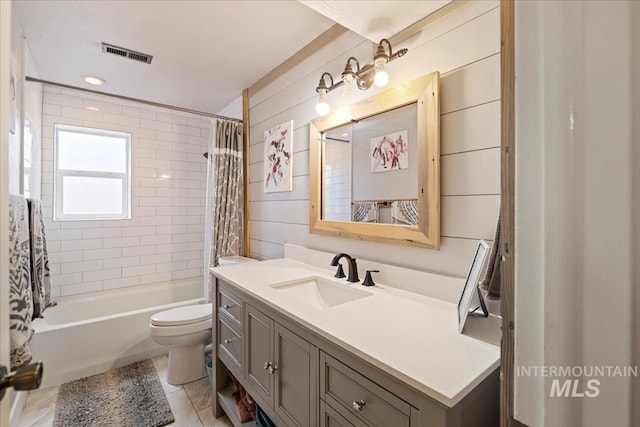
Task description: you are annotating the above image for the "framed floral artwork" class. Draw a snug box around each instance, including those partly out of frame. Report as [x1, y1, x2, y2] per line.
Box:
[263, 120, 293, 192]
[370, 129, 409, 173]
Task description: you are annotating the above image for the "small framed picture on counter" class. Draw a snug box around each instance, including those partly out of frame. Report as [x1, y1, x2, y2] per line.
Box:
[458, 240, 490, 333]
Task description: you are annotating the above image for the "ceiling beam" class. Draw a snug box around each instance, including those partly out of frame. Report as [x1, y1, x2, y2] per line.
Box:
[389, 0, 467, 47]
[248, 23, 348, 97]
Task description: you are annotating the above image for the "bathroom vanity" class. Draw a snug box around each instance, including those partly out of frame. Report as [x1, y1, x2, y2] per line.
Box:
[209, 255, 499, 427]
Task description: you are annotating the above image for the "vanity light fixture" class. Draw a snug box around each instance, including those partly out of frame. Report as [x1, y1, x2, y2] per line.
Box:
[314, 38, 407, 116]
[81, 75, 106, 86]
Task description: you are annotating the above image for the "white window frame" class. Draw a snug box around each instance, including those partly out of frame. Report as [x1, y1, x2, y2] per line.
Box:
[54, 124, 131, 221]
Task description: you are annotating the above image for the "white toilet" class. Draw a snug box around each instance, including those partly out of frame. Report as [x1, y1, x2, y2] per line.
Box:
[150, 303, 213, 385]
[150, 256, 256, 385]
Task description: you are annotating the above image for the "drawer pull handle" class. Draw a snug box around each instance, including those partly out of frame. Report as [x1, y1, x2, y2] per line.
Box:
[352, 400, 366, 411]
[223, 304, 232, 309]
[223, 339, 233, 345]
[264, 362, 271, 370]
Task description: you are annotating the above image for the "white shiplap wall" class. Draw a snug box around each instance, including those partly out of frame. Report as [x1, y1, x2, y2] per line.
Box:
[248, 1, 500, 278]
[42, 86, 211, 297]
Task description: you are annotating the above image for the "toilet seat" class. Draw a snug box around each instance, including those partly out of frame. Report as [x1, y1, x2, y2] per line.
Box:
[149, 303, 213, 337]
[150, 318, 212, 337]
[151, 303, 212, 327]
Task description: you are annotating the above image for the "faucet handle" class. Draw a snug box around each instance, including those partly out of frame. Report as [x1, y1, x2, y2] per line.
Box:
[334, 263, 346, 279]
[362, 270, 379, 287]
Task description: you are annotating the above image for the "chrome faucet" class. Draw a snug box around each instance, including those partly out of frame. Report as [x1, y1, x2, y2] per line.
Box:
[330, 253, 359, 283]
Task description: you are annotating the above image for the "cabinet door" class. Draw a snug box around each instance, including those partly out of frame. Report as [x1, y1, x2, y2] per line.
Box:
[245, 304, 274, 406]
[275, 325, 318, 427]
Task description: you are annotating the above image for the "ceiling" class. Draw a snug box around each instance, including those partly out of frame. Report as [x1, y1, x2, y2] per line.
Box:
[13, 0, 335, 114]
[299, 0, 452, 42]
[13, 1, 451, 115]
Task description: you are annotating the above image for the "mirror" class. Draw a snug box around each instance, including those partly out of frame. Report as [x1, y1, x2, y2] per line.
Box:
[323, 103, 417, 224]
[310, 72, 440, 249]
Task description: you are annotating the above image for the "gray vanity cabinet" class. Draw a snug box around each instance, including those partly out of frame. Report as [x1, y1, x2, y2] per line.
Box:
[245, 303, 319, 427]
[213, 276, 499, 427]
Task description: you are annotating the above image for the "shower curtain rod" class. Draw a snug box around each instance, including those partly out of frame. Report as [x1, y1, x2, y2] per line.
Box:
[25, 76, 244, 123]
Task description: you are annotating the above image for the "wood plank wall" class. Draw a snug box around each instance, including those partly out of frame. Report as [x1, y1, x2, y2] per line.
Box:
[247, 0, 501, 278]
[500, 1, 516, 425]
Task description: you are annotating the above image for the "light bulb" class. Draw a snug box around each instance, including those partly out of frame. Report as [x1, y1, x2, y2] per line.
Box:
[316, 90, 330, 116]
[373, 55, 389, 87]
[342, 74, 356, 97]
[374, 70, 389, 87]
[316, 101, 330, 116]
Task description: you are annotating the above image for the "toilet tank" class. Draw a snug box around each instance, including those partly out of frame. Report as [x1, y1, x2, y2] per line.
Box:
[217, 256, 258, 266]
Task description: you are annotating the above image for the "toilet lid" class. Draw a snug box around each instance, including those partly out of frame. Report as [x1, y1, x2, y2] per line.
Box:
[151, 303, 212, 327]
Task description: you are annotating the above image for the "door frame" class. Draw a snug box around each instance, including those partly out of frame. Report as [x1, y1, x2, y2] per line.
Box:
[499, 1, 518, 426]
[0, 1, 13, 426]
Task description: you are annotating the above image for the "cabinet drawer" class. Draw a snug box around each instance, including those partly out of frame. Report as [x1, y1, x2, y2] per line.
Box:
[218, 317, 243, 372]
[321, 401, 358, 427]
[218, 286, 243, 326]
[322, 353, 411, 427]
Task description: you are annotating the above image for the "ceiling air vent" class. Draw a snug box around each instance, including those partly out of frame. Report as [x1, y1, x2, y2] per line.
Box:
[101, 43, 153, 64]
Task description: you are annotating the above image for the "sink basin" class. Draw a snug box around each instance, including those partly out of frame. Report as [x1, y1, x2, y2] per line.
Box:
[269, 276, 372, 309]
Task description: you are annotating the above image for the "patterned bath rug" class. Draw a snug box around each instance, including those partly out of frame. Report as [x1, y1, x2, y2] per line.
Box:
[54, 359, 174, 427]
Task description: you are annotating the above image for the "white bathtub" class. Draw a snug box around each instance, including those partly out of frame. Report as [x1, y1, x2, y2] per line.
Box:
[30, 278, 205, 388]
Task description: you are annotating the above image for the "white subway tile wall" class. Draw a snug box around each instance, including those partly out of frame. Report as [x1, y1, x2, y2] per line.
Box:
[42, 86, 211, 297]
[323, 140, 351, 221]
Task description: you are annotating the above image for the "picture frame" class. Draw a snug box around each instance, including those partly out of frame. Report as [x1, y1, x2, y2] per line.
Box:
[370, 129, 409, 173]
[457, 240, 491, 333]
[263, 120, 293, 193]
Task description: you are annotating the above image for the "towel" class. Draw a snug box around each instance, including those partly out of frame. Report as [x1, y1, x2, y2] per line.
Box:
[391, 200, 419, 225]
[9, 195, 34, 369]
[27, 198, 55, 318]
[479, 215, 501, 299]
[351, 202, 378, 223]
[229, 372, 256, 422]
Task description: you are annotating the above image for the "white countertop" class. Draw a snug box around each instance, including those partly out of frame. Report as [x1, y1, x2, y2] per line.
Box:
[210, 258, 500, 408]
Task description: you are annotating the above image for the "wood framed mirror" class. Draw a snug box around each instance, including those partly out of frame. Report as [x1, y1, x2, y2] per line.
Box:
[309, 71, 440, 249]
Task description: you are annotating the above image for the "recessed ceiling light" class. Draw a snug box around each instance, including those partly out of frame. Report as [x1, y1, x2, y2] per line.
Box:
[82, 75, 105, 86]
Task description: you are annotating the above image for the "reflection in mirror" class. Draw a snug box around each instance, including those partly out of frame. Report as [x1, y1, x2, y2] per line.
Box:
[323, 103, 418, 225]
[309, 71, 440, 249]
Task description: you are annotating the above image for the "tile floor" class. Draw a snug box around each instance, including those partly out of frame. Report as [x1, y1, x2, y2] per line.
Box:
[17, 355, 233, 427]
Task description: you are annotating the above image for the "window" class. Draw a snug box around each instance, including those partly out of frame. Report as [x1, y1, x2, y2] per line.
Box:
[54, 125, 131, 221]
